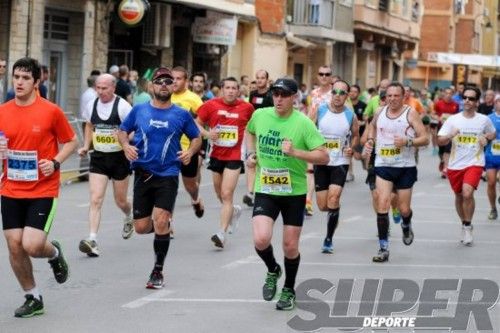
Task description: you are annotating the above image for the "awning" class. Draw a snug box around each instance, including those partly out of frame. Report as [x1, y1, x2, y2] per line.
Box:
[172, 0, 255, 17]
[286, 33, 316, 49]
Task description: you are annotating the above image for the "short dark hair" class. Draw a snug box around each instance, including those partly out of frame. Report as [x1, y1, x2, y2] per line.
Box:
[190, 72, 205, 83]
[351, 84, 361, 93]
[90, 69, 101, 76]
[463, 86, 481, 100]
[332, 79, 350, 92]
[387, 82, 405, 95]
[12, 57, 41, 82]
[221, 76, 239, 88]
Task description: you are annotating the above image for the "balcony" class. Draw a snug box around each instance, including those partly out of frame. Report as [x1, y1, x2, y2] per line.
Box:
[287, 0, 334, 28]
[287, 0, 348, 41]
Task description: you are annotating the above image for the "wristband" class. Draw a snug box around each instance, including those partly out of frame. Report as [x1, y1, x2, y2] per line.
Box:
[246, 151, 256, 159]
[406, 138, 413, 147]
[52, 159, 61, 171]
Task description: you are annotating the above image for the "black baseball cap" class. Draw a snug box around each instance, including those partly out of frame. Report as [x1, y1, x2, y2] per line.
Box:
[271, 78, 298, 94]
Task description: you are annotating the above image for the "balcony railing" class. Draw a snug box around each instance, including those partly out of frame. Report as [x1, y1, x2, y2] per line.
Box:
[287, 0, 334, 28]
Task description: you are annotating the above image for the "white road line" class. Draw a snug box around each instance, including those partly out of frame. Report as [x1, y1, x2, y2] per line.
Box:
[222, 255, 259, 269]
[122, 290, 175, 309]
[294, 235, 500, 244]
[343, 215, 362, 222]
[151, 298, 267, 304]
[433, 183, 447, 188]
[76, 203, 90, 208]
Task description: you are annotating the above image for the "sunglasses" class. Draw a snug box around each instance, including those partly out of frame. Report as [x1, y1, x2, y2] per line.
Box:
[272, 90, 294, 98]
[318, 72, 331, 77]
[153, 78, 173, 86]
[332, 89, 347, 96]
[463, 96, 477, 102]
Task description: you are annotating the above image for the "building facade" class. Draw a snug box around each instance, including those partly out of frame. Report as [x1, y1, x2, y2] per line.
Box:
[404, 0, 496, 90]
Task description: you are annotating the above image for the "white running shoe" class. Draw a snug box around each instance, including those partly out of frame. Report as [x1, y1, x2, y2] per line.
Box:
[122, 214, 134, 239]
[461, 225, 473, 246]
[228, 205, 242, 234]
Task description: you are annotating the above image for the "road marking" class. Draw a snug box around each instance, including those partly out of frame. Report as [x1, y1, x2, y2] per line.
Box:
[122, 290, 174, 309]
[343, 215, 362, 222]
[433, 183, 447, 188]
[222, 255, 259, 269]
[76, 203, 90, 208]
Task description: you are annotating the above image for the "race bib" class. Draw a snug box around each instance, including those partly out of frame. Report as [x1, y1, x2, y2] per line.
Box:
[491, 140, 500, 155]
[456, 134, 478, 150]
[324, 137, 341, 156]
[260, 167, 292, 194]
[215, 125, 238, 147]
[7, 150, 38, 181]
[93, 128, 122, 153]
[378, 145, 401, 165]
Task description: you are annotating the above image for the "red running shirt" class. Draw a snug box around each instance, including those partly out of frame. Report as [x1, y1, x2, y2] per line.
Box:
[197, 98, 254, 161]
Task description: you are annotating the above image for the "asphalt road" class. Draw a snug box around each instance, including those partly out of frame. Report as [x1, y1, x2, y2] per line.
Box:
[0, 147, 499, 333]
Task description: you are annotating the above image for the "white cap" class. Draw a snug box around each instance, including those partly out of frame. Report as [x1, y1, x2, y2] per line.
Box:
[109, 65, 119, 74]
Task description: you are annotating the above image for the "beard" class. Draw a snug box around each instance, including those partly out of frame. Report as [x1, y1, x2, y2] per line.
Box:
[154, 90, 172, 103]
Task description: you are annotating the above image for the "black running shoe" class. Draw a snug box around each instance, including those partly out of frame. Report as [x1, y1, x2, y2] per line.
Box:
[14, 295, 44, 318]
[262, 265, 282, 301]
[372, 248, 389, 263]
[402, 224, 414, 245]
[48, 240, 69, 283]
[276, 288, 296, 311]
[192, 199, 204, 218]
[146, 270, 164, 289]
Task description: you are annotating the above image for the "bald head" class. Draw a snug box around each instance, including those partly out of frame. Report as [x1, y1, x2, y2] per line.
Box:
[96, 74, 117, 103]
[378, 79, 390, 93]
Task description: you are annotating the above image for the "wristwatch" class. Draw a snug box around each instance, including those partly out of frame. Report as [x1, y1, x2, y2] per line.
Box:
[52, 159, 61, 171]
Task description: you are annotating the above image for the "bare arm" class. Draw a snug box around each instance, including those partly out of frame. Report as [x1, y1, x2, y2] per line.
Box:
[245, 130, 257, 168]
[77, 122, 94, 156]
[39, 135, 78, 177]
[117, 129, 138, 161]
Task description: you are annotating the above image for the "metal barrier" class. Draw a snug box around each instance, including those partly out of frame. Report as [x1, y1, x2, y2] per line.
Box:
[61, 116, 89, 185]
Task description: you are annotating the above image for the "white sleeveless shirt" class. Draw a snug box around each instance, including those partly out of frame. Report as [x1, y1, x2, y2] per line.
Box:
[317, 105, 352, 166]
[374, 105, 416, 167]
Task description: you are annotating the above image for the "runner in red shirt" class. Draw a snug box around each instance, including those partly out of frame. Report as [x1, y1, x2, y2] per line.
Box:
[433, 88, 459, 178]
[0, 57, 78, 317]
[197, 77, 254, 248]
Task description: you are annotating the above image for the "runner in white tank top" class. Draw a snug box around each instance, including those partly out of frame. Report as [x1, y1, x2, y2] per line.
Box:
[362, 83, 429, 263]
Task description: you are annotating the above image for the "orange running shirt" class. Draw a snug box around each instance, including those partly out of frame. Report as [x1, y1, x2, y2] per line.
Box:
[0, 96, 75, 198]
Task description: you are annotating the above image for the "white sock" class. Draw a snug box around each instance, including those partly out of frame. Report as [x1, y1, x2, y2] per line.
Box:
[89, 233, 97, 241]
[25, 287, 41, 300]
[50, 246, 59, 260]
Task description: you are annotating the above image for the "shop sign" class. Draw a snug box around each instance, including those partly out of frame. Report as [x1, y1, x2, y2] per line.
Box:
[192, 16, 237, 46]
[118, 0, 147, 26]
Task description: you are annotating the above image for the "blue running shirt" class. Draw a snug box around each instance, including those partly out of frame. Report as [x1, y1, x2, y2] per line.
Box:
[120, 102, 200, 176]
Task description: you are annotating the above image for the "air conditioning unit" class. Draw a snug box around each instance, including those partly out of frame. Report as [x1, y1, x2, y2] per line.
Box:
[143, 3, 171, 48]
[379, 0, 389, 12]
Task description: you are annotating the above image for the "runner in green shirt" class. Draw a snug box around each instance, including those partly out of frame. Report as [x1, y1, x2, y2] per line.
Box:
[245, 78, 328, 311]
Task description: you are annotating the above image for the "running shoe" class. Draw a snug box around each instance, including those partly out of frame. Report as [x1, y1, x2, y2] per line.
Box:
[122, 214, 134, 239]
[305, 202, 314, 217]
[276, 288, 296, 311]
[14, 295, 44, 318]
[401, 224, 414, 245]
[146, 270, 164, 289]
[192, 198, 205, 218]
[345, 173, 354, 182]
[79, 239, 100, 257]
[263, 265, 282, 301]
[242, 193, 254, 207]
[488, 209, 498, 220]
[48, 240, 69, 283]
[321, 238, 333, 254]
[462, 225, 473, 246]
[392, 208, 401, 224]
[211, 232, 225, 249]
[372, 248, 389, 262]
[228, 205, 242, 234]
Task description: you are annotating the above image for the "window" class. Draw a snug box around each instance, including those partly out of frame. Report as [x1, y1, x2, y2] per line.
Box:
[44, 14, 69, 41]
